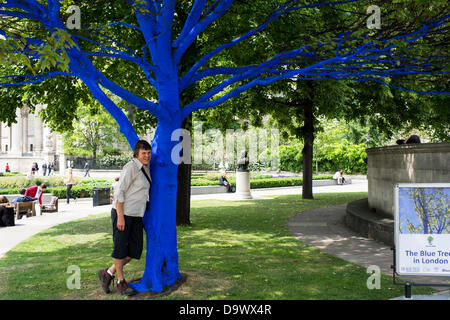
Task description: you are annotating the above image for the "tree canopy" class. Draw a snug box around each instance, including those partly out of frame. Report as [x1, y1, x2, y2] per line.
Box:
[0, 0, 448, 293]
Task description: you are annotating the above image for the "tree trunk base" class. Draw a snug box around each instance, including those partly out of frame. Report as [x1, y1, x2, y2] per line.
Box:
[128, 273, 187, 299]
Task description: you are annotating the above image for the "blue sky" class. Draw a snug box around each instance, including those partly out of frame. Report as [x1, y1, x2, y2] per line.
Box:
[398, 187, 450, 234]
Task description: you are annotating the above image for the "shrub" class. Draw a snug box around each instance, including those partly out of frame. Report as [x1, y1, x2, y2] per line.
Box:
[318, 143, 367, 174]
[279, 145, 303, 173]
[96, 154, 132, 169]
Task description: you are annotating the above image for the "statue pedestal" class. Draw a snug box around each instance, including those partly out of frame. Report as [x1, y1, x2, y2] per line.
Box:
[235, 171, 252, 199]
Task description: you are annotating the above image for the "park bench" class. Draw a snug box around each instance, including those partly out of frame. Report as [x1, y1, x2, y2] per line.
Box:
[314, 178, 353, 186]
[4, 193, 54, 203]
[41, 196, 59, 213]
[14, 201, 36, 219]
[191, 185, 228, 195]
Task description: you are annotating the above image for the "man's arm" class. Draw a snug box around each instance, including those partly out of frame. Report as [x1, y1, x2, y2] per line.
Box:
[116, 201, 125, 231]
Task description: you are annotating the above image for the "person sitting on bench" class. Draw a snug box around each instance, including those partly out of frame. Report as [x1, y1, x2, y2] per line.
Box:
[12, 188, 38, 204]
[219, 171, 235, 193]
[333, 169, 346, 185]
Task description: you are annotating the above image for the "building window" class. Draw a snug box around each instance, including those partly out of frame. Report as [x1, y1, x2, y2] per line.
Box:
[5, 145, 8, 152]
[30, 144, 33, 152]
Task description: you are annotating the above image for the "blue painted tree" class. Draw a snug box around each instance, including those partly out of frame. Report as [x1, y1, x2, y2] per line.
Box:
[0, 0, 448, 293]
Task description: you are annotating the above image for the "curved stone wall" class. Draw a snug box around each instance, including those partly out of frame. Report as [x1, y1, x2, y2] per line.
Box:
[366, 143, 450, 218]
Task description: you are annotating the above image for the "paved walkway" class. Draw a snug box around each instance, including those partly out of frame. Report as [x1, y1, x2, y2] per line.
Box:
[287, 202, 450, 298]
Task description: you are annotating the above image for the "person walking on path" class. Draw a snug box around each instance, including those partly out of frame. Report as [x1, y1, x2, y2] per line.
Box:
[64, 168, 77, 204]
[98, 140, 152, 296]
[48, 162, 54, 176]
[84, 161, 90, 177]
[42, 163, 47, 176]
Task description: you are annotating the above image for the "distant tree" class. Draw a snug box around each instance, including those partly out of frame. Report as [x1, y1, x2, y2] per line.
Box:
[406, 188, 450, 234]
[64, 103, 128, 166]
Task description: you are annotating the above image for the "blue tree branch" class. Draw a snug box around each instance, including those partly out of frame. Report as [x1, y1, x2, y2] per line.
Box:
[1, 1, 162, 119]
[84, 79, 139, 148]
[0, 71, 74, 85]
[181, 0, 363, 82]
[173, 0, 234, 64]
[172, 0, 207, 49]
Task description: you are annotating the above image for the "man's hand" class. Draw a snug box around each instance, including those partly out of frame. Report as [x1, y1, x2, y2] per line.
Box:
[116, 201, 125, 231]
[117, 215, 125, 231]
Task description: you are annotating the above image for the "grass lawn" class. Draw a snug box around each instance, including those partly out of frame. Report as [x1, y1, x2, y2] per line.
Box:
[0, 192, 434, 300]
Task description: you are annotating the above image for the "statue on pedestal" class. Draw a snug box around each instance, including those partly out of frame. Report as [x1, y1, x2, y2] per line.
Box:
[237, 150, 249, 172]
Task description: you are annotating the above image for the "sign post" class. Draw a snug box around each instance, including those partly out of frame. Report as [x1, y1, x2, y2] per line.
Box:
[393, 183, 450, 299]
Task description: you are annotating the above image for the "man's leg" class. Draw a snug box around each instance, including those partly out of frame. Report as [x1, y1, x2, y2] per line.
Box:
[109, 257, 132, 280]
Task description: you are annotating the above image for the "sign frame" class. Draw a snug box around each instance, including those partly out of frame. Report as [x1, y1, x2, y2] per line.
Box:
[394, 183, 450, 277]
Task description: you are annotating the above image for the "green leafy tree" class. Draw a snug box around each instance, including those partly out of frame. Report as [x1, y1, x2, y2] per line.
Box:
[64, 103, 128, 166]
[406, 188, 450, 234]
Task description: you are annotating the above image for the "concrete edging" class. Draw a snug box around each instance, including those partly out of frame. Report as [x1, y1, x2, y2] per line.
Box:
[345, 198, 394, 247]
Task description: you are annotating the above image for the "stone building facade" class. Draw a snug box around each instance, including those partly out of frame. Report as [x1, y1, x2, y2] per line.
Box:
[0, 105, 64, 174]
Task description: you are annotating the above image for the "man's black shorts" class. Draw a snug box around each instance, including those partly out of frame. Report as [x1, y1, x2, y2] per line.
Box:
[111, 208, 144, 260]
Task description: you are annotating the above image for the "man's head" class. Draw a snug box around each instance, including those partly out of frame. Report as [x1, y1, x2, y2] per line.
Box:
[133, 140, 152, 165]
[19, 188, 26, 195]
[40, 184, 47, 190]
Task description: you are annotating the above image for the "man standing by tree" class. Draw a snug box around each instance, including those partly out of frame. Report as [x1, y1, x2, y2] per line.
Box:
[98, 140, 152, 296]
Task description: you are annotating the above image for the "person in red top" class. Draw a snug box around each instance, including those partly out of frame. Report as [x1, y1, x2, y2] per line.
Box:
[5, 163, 10, 172]
[25, 183, 47, 206]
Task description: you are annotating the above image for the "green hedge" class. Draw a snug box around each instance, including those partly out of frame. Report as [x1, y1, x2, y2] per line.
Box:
[317, 144, 368, 174]
[0, 177, 113, 199]
[279, 145, 303, 173]
[279, 143, 368, 174]
[0, 185, 108, 199]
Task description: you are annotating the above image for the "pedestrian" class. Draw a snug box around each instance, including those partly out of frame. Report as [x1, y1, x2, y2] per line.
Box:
[42, 163, 47, 176]
[5, 163, 10, 173]
[64, 168, 77, 204]
[110, 177, 120, 204]
[98, 140, 152, 296]
[25, 183, 47, 207]
[48, 162, 53, 176]
[84, 161, 90, 177]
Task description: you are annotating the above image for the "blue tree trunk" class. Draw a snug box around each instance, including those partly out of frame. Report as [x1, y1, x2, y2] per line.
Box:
[129, 119, 183, 292]
[129, 60, 184, 292]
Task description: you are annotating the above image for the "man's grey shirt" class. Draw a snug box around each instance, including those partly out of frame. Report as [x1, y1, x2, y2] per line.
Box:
[113, 157, 151, 217]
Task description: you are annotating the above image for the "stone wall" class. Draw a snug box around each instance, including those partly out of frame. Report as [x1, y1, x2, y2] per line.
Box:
[367, 143, 450, 218]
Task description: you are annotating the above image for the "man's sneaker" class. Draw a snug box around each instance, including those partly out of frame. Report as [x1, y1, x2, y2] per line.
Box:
[98, 268, 114, 294]
[117, 279, 138, 296]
